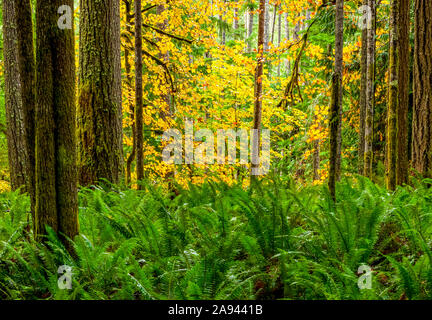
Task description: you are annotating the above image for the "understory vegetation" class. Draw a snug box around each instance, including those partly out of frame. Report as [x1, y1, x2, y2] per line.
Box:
[1, 176, 431, 300]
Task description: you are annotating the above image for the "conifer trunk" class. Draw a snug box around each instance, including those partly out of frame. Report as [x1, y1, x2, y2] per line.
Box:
[78, 0, 123, 186]
[3, 0, 27, 191]
[386, 0, 399, 190]
[412, 0, 432, 177]
[396, 0, 410, 185]
[35, 0, 79, 247]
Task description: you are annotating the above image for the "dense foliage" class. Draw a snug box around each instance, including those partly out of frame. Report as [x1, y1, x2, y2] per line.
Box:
[1, 177, 431, 300]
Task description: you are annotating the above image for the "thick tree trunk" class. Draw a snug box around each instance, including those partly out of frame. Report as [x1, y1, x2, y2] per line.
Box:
[135, 0, 144, 187]
[35, 0, 79, 248]
[386, 0, 399, 190]
[396, 0, 410, 185]
[3, 0, 27, 191]
[78, 0, 123, 186]
[412, 0, 432, 177]
[328, 0, 344, 199]
[364, 0, 376, 178]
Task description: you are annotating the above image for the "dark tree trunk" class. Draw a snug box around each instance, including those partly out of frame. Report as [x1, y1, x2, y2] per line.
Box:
[364, 0, 376, 178]
[78, 0, 123, 186]
[386, 0, 399, 190]
[358, 0, 368, 174]
[135, 0, 144, 187]
[328, 0, 344, 199]
[412, 0, 432, 177]
[16, 0, 36, 219]
[3, 0, 27, 192]
[35, 0, 79, 248]
[124, 0, 136, 186]
[396, 0, 410, 185]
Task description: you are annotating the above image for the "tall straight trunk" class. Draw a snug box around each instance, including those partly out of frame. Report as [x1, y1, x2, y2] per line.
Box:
[3, 0, 27, 191]
[285, 12, 290, 74]
[135, 0, 144, 187]
[35, 0, 78, 248]
[396, 0, 410, 185]
[328, 0, 344, 199]
[264, 0, 270, 51]
[78, 0, 123, 186]
[248, 10, 254, 52]
[234, 7, 239, 32]
[124, 0, 136, 186]
[412, 0, 432, 177]
[358, 0, 368, 174]
[15, 0, 36, 220]
[386, 0, 399, 190]
[277, 9, 282, 77]
[252, 0, 266, 176]
[364, 0, 376, 178]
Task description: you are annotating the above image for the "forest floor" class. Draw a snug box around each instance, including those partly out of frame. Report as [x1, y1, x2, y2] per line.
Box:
[1, 176, 431, 300]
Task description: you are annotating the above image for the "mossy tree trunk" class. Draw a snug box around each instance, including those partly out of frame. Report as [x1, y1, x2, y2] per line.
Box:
[386, 0, 399, 190]
[328, 0, 344, 200]
[35, 0, 79, 248]
[358, 0, 368, 174]
[135, 0, 144, 187]
[3, 0, 28, 192]
[78, 0, 123, 186]
[16, 0, 36, 220]
[396, 0, 410, 185]
[412, 0, 432, 177]
[364, 0, 376, 179]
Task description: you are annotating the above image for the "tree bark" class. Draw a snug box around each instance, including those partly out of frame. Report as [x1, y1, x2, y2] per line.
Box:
[35, 0, 79, 248]
[16, 0, 36, 219]
[396, 0, 410, 185]
[3, 0, 27, 191]
[135, 0, 144, 187]
[78, 0, 123, 186]
[412, 0, 432, 177]
[251, 0, 266, 176]
[364, 0, 376, 179]
[358, 0, 368, 174]
[328, 0, 344, 199]
[124, 0, 136, 186]
[386, 0, 399, 190]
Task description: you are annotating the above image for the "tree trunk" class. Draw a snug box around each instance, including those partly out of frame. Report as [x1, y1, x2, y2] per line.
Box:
[135, 0, 144, 187]
[264, 0, 270, 51]
[35, 0, 79, 248]
[3, 0, 27, 191]
[386, 0, 399, 190]
[396, 0, 410, 185]
[15, 0, 36, 220]
[358, 0, 368, 174]
[328, 0, 344, 200]
[248, 10, 254, 52]
[124, 0, 136, 186]
[78, 0, 123, 186]
[251, 0, 266, 176]
[412, 0, 432, 177]
[364, 0, 376, 178]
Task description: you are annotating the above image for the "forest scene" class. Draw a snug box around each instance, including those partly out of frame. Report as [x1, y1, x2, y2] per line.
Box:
[0, 0, 432, 301]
